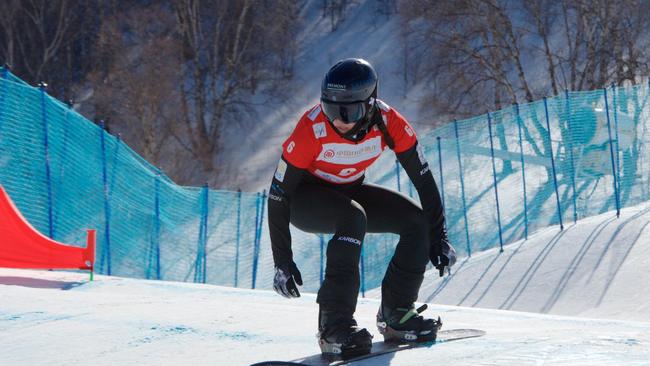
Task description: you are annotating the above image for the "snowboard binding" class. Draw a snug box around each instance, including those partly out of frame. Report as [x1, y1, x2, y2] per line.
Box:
[376, 303, 442, 343]
[318, 310, 373, 358]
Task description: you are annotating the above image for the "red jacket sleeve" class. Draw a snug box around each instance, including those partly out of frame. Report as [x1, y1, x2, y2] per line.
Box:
[385, 108, 418, 153]
[281, 113, 320, 169]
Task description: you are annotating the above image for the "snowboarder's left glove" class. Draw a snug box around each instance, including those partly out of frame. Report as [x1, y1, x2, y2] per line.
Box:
[429, 237, 457, 277]
[273, 261, 303, 298]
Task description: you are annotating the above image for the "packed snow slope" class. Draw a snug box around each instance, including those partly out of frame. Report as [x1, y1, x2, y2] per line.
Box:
[2, 267, 650, 366]
[2, 203, 650, 366]
[367, 202, 650, 323]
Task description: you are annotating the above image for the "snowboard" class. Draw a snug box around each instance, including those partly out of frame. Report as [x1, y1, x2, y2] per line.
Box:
[252, 328, 485, 366]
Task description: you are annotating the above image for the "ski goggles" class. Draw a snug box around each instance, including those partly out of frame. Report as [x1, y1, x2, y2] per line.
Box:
[321, 99, 369, 124]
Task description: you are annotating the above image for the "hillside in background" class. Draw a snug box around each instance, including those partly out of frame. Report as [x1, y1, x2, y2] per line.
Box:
[4, 0, 650, 189]
[218, 0, 428, 191]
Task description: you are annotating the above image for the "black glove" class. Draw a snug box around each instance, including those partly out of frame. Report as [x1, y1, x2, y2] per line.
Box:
[273, 261, 303, 298]
[430, 238, 457, 277]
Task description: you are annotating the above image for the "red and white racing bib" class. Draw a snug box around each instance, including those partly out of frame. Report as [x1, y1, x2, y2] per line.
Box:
[282, 101, 417, 184]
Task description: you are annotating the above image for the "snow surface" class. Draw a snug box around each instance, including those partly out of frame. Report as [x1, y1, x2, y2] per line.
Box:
[2, 203, 650, 366]
[380, 202, 650, 323]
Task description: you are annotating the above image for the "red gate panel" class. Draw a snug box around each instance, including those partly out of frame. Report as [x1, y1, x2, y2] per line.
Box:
[0, 185, 95, 271]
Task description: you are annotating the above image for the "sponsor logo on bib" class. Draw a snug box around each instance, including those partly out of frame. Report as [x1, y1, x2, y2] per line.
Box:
[324, 149, 335, 159]
[317, 136, 382, 164]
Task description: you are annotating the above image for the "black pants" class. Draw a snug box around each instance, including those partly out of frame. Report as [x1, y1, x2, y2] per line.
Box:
[290, 179, 430, 315]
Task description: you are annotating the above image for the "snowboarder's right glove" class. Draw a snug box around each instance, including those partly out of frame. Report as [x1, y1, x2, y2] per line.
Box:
[273, 261, 303, 298]
[429, 237, 457, 277]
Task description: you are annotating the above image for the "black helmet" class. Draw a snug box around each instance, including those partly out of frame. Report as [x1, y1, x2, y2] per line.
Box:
[321, 59, 378, 138]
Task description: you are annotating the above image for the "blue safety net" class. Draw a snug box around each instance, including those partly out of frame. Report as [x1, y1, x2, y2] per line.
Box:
[1, 67, 648, 294]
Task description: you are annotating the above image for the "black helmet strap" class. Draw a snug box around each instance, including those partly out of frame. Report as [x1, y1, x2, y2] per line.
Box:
[371, 107, 395, 150]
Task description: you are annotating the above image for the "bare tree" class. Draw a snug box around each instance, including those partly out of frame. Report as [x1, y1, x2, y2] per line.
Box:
[399, 0, 650, 116]
[321, 0, 354, 31]
[524, 0, 650, 93]
[1, 0, 296, 186]
[0, 0, 21, 69]
[375, 0, 398, 20]
[0, 0, 98, 99]
[89, 4, 179, 166]
[524, 0, 560, 95]
[172, 0, 298, 182]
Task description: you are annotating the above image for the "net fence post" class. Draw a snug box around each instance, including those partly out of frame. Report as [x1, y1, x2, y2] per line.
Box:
[259, 190, 267, 284]
[147, 173, 161, 280]
[611, 83, 622, 207]
[203, 185, 209, 282]
[252, 192, 261, 289]
[235, 189, 242, 287]
[603, 88, 621, 217]
[252, 190, 266, 289]
[39, 83, 54, 239]
[543, 98, 564, 230]
[196, 184, 209, 283]
[154, 174, 161, 280]
[514, 103, 529, 239]
[564, 90, 578, 224]
[99, 120, 112, 275]
[487, 112, 504, 252]
[454, 120, 471, 257]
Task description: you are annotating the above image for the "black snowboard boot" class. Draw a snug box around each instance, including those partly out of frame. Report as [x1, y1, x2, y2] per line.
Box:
[318, 309, 373, 357]
[376, 303, 442, 342]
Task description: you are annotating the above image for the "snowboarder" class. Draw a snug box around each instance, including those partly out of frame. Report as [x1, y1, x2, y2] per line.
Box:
[267, 58, 456, 357]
